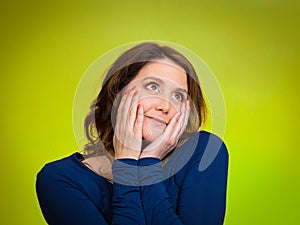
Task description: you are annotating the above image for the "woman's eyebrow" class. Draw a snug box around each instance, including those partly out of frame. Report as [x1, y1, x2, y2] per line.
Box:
[174, 87, 188, 94]
[142, 76, 188, 93]
[142, 76, 163, 84]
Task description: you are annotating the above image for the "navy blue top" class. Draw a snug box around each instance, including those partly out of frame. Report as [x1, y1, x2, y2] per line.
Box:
[36, 131, 229, 225]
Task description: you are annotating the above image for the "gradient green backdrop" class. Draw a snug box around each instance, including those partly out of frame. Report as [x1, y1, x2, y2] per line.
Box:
[1, 0, 299, 224]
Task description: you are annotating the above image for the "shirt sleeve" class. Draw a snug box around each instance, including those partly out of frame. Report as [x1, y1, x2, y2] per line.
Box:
[139, 141, 229, 225]
[112, 158, 146, 225]
[36, 164, 110, 225]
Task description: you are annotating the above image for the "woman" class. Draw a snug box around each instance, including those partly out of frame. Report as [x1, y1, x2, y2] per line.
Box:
[36, 42, 229, 225]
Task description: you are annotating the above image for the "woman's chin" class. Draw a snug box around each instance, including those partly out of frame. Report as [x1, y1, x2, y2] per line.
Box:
[142, 131, 163, 143]
[142, 122, 166, 145]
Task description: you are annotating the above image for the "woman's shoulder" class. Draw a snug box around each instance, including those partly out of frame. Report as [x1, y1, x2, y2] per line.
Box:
[166, 131, 228, 180]
[189, 130, 228, 157]
[176, 130, 228, 160]
[170, 130, 228, 173]
[36, 152, 98, 188]
[37, 153, 79, 177]
[36, 153, 112, 220]
[197, 130, 227, 147]
[36, 152, 110, 186]
[195, 130, 228, 171]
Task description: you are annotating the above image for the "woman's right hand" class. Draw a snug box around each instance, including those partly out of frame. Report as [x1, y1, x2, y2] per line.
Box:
[113, 86, 144, 160]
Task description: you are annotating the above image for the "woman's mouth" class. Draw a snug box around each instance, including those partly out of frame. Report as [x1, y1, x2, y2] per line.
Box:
[144, 116, 167, 126]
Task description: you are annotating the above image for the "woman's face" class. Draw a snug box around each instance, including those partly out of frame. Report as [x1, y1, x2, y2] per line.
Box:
[127, 59, 188, 142]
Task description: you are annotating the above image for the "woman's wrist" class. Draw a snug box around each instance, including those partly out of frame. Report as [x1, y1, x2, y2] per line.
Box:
[114, 149, 141, 160]
[112, 158, 139, 186]
[115, 155, 139, 160]
[139, 152, 162, 160]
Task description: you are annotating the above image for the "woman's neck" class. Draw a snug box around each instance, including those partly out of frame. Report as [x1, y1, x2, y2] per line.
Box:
[82, 152, 114, 183]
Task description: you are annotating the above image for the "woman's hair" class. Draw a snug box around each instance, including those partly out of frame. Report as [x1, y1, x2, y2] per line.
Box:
[83, 42, 207, 156]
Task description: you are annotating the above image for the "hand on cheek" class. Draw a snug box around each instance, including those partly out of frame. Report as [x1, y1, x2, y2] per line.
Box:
[113, 86, 144, 160]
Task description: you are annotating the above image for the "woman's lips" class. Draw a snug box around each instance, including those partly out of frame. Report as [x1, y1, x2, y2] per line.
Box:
[144, 115, 167, 125]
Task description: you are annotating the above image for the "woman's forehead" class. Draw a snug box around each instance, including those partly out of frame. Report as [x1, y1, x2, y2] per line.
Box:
[132, 60, 188, 91]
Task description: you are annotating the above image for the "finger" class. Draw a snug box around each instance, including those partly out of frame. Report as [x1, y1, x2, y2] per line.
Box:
[115, 86, 135, 138]
[116, 89, 136, 139]
[179, 101, 186, 128]
[157, 103, 185, 149]
[169, 103, 186, 140]
[117, 89, 130, 123]
[177, 100, 190, 138]
[133, 104, 144, 138]
[168, 101, 189, 142]
[128, 90, 139, 129]
[122, 88, 136, 124]
[115, 95, 127, 137]
[117, 85, 136, 117]
[163, 111, 181, 137]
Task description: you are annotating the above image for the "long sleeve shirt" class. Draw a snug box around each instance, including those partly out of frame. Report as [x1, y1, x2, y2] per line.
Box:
[36, 130, 229, 225]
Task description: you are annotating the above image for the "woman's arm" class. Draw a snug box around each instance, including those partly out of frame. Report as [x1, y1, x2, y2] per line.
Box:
[178, 141, 229, 224]
[112, 158, 146, 225]
[110, 84, 147, 224]
[36, 164, 110, 225]
[36, 160, 147, 225]
[139, 137, 229, 225]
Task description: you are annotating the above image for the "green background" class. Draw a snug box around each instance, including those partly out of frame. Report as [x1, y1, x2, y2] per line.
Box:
[1, 0, 299, 224]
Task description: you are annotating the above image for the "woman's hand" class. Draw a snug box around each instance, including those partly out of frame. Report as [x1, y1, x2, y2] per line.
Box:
[113, 86, 144, 160]
[139, 100, 190, 160]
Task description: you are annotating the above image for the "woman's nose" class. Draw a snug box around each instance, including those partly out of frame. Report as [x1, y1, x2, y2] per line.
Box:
[155, 99, 171, 114]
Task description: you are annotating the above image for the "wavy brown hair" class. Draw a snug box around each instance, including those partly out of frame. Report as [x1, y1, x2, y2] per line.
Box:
[83, 42, 207, 156]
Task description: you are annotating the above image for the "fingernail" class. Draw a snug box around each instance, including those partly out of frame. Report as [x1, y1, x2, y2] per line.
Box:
[133, 90, 138, 96]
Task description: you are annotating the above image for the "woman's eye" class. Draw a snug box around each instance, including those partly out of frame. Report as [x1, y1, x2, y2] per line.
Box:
[173, 92, 185, 102]
[145, 82, 159, 93]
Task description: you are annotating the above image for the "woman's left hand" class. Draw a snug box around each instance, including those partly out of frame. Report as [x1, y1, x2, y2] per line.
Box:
[139, 100, 190, 160]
